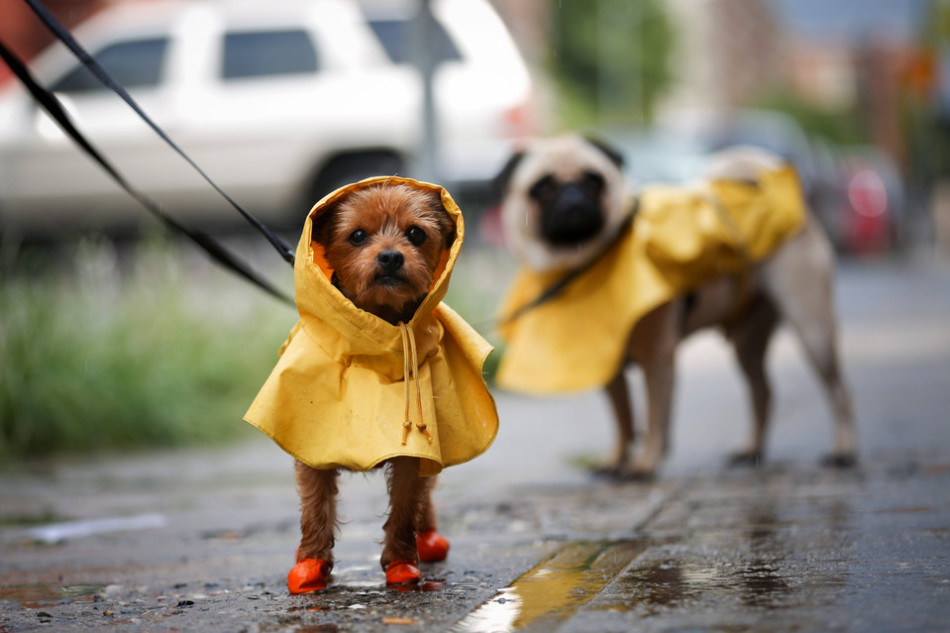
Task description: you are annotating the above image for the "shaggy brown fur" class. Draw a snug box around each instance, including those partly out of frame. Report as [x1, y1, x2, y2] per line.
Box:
[297, 182, 454, 572]
[313, 183, 454, 325]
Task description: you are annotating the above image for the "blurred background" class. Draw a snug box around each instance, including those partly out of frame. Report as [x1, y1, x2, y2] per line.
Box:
[1, 0, 949, 460]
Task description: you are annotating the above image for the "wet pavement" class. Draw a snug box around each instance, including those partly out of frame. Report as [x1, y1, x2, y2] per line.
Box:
[2, 258, 950, 632]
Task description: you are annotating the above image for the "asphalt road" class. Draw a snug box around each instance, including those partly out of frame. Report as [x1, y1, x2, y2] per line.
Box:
[1, 255, 949, 632]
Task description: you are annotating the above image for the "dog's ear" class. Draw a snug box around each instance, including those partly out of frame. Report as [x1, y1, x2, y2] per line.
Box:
[310, 206, 337, 247]
[429, 192, 457, 249]
[493, 149, 526, 201]
[584, 135, 625, 169]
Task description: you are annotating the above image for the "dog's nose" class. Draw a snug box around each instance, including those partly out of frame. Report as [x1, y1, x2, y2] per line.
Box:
[541, 183, 605, 246]
[377, 250, 404, 273]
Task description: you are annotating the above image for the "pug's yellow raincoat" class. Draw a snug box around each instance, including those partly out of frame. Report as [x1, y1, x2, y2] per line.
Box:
[496, 165, 806, 394]
[244, 177, 498, 477]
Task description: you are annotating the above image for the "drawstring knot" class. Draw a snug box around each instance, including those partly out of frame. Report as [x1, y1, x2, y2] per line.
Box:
[399, 322, 432, 446]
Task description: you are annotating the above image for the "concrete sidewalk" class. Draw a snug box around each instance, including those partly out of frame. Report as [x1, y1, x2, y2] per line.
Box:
[1, 405, 948, 633]
[1, 260, 949, 632]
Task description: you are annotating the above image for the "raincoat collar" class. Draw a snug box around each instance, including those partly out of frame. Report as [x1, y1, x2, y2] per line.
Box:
[244, 177, 498, 476]
[295, 175, 461, 358]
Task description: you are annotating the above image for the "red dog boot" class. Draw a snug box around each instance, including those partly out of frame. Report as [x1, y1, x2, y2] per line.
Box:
[416, 529, 450, 562]
[288, 558, 330, 594]
[385, 559, 421, 585]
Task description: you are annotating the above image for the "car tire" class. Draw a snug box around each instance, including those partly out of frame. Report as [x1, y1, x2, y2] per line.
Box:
[310, 152, 405, 202]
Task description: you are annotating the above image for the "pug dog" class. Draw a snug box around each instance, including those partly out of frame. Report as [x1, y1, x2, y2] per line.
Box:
[496, 134, 856, 478]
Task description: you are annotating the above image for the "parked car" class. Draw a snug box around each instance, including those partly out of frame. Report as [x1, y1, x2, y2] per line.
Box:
[0, 0, 535, 235]
[836, 146, 904, 255]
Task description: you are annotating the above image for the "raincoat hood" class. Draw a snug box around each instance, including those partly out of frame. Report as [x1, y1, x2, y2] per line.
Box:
[245, 177, 498, 476]
[496, 165, 806, 394]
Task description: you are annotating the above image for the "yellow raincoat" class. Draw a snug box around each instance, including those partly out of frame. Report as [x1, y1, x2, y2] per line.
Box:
[244, 177, 498, 477]
[496, 165, 806, 395]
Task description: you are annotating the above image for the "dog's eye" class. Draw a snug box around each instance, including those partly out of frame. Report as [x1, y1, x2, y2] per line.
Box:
[582, 171, 605, 190]
[348, 229, 368, 246]
[406, 225, 427, 246]
[529, 174, 556, 199]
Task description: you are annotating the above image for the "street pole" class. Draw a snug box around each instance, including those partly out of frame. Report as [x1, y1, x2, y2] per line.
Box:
[410, 0, 440, 185]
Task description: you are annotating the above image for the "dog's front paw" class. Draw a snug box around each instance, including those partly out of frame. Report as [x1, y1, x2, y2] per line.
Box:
[288, 558, 330, 594]
[593, 462, 657, 482]
[620, 467, 657, 482]
[727, 450, 763, 468]
[590, 462, 627, 479]
[385, 560, 421, 585]
[821, 452, 857, 469]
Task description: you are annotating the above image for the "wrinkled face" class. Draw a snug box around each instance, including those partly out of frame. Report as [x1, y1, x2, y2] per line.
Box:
[498, 135, 629, 272]
[314, 184, 454, 324]
[529, 169, 608, 246]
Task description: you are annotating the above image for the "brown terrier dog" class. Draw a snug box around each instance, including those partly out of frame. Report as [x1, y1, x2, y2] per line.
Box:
[292, 183, 456, 590]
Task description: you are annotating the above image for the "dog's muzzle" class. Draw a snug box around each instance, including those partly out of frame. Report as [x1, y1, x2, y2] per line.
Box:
[539, 183, 605, 246]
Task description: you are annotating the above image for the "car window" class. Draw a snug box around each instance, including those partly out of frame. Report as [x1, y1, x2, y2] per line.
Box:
[221, 30, 319, 80]
[366, 19, 461, 65]
[52, 37, 168, 93]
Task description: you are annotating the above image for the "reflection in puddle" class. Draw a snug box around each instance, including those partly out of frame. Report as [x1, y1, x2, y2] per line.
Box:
[452, 540, 647, 633]
[615, 559, 704, 613]
[0, 583, 105, 607]
[736, 505, 790, 608]
[597, 500, 853, 616]
[599, 508, 795, 614]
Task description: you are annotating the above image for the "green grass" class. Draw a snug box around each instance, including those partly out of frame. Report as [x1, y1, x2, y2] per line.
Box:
[0, 236, 294, 461]
[0, 234, 511, 461]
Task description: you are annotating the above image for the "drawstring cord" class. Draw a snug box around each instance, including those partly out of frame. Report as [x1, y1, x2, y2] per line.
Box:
[399, 322, 432, 446]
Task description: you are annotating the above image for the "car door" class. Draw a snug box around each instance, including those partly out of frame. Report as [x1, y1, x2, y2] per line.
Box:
[174, 2, 416, 224]
[9, 34, 178, 226]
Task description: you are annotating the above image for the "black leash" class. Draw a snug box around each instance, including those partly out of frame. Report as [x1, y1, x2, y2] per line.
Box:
[0, 39, 295, 307]
[20, 0, 296, 267]
[497, 210, 636, 328]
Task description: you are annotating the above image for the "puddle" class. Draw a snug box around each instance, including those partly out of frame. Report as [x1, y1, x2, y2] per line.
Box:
[451, 540, 648, 632]
[24, 513, 168, 544]
[0, 583, 105, 607]
[588, 501, 854, 617]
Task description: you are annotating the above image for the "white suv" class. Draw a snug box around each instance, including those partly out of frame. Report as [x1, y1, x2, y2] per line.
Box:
[0, 0, 535, 234]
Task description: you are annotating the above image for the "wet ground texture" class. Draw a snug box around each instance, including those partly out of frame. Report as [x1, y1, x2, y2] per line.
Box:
[2, 261, 950, 632]
[2, 457, 948, 633]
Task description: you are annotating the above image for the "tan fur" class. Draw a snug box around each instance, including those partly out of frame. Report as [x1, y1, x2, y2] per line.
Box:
[502, 136, 857, 479]
[501, 136, 628, 272]
[298, 183, 454, 571]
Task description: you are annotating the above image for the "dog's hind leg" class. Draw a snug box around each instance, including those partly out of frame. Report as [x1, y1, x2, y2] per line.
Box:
[788, 306, 856, 467]
[416, 474, 439, 533]
[415, 475, 449, 562]
[596, 371, 635, 477]
[761, 219, 857, 467]
[727, 295, 780, 466]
